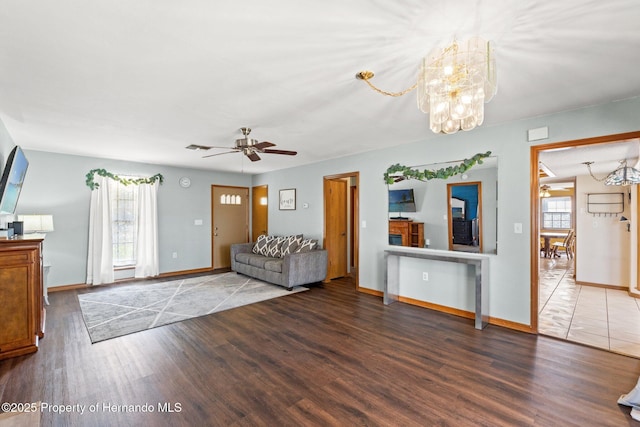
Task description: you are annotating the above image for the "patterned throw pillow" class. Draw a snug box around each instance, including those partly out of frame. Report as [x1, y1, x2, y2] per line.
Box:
[280, 234, 303, 257]
[267, 236, 287, 258]
[253, 235, 273, 256]
[295, 238, 317, 253]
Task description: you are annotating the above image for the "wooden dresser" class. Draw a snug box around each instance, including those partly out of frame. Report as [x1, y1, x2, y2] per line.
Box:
[389, 220, 424, 248]
[0, 236, 45, 360]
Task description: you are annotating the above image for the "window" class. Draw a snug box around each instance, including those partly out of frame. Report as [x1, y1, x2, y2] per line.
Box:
[219, 194, 242, 205]
[542, 196, 572, 229]
[109, 179, 138, 266]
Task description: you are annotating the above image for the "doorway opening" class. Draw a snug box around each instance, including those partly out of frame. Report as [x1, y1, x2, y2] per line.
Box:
[251, 185, 268, 241]
[531, 131, 640, 358]
[447, 181, 483, 253]
[323, 172, 359, 287]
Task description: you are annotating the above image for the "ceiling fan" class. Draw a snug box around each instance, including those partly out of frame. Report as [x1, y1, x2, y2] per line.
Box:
[202, 127, 297, 162]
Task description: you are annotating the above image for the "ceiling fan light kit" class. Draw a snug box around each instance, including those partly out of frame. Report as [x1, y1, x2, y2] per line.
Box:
[539, 185, 551, 198]
[200, 127, 297, 162]
[356, 37, 497, 135]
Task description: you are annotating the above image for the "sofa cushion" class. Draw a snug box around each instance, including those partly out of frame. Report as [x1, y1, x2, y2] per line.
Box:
[248, 254, 271, 269]
[235, 252, 254, 265]
[264, 259, 283, 273]
[295, 238, 318, 253]
[253, 234, 273, 256]
[280, 234, 303, 257]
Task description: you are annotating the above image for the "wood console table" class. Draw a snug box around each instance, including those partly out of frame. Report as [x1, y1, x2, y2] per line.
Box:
[384, 246, 490, 330]
[0, 235, 45, 360]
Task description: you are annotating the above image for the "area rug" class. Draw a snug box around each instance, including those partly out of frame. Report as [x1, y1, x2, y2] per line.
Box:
[78, 273, 307, 343]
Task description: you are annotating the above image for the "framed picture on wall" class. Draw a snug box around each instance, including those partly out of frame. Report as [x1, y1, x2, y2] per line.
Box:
[279, 188, 296, 210]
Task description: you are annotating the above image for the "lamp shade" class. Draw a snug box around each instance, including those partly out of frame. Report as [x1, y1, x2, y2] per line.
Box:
[18, 214, 54, 232]
[604, 161, 640, 186]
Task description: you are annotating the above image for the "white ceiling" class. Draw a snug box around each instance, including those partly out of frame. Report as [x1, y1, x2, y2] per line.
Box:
[1, 1, 640, 174]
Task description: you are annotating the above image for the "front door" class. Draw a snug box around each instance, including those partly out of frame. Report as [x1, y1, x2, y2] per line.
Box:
[212, 185, 249, 269]
[324, 178, 348, 280]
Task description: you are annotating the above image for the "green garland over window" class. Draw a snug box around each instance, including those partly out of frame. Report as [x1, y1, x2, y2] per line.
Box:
[384, 151, 492, 184]
[86, 169, 164, 190]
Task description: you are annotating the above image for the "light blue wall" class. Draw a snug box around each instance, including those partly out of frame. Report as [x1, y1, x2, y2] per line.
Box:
[17, 150, 251, 287]
[0, 117, 14, 162]
[254, 96, 640, 326]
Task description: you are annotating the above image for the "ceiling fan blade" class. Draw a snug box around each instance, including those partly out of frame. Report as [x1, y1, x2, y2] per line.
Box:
[253, 141, 275, 150]
[202, 150, 238, 158]
[247, 152, 261, 162]
[262, 149, 297, 156]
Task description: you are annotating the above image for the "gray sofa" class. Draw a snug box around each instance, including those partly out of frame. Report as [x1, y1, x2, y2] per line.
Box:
[230, 241, 328, 290]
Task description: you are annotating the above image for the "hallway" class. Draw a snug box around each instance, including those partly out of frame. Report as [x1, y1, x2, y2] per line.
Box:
[539, 256, 640, 358]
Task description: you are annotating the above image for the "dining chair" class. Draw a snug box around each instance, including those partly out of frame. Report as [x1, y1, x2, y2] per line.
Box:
[552, 229, 574, 259]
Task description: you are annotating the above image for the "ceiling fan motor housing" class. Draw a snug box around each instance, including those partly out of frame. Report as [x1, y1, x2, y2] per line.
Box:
[236, 136, 258, 149]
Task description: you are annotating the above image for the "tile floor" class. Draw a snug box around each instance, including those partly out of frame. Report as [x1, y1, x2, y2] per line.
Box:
[539, 256, 640, 359]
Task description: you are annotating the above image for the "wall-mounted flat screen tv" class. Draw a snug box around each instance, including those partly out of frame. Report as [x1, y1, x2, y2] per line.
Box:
[389, 188, 417, 218]
[0, 146, 29, 215]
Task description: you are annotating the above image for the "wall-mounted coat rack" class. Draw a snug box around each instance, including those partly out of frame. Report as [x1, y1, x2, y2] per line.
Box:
[587, 192, 624, 217]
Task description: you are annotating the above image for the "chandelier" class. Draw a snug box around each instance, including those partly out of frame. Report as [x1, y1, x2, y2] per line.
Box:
[356, 37, 497, 135]
[584, 160, 640, 186]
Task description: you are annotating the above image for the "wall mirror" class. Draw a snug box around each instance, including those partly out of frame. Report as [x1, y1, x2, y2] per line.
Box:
[387, 156, 498, 254]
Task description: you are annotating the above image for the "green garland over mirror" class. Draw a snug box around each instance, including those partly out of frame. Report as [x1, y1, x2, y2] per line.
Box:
[86, 169, 164, 190]
[384, 151, 492, 184]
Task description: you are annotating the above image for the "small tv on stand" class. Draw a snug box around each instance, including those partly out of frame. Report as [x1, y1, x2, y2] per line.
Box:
[389, 188, 416, 220]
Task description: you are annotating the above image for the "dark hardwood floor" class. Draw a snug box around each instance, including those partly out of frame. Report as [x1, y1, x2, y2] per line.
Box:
[1, 276, 639, 426]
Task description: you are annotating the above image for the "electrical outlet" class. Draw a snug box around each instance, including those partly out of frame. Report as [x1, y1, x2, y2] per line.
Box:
[172, 252, 178, 259]
[422, 272, 429, 281]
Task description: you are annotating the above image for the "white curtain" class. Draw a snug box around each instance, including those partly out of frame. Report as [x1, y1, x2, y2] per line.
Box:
[86, 175, 114, 285]
[134, 181, 159, 278]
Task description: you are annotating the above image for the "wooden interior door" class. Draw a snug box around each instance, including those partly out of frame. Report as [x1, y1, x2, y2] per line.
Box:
[251, 185, 268, 242]
[212, 186, 249, 269]
[324, 178, 348, 280]
[637, 185, 640, 292]
[350, 184, 357, 274]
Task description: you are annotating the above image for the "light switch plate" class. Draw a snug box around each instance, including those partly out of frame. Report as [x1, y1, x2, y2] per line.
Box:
[514, 223, 523, 234]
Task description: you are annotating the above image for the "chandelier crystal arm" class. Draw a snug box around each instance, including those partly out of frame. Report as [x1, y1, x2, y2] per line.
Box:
[356, 71, 417, 97]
